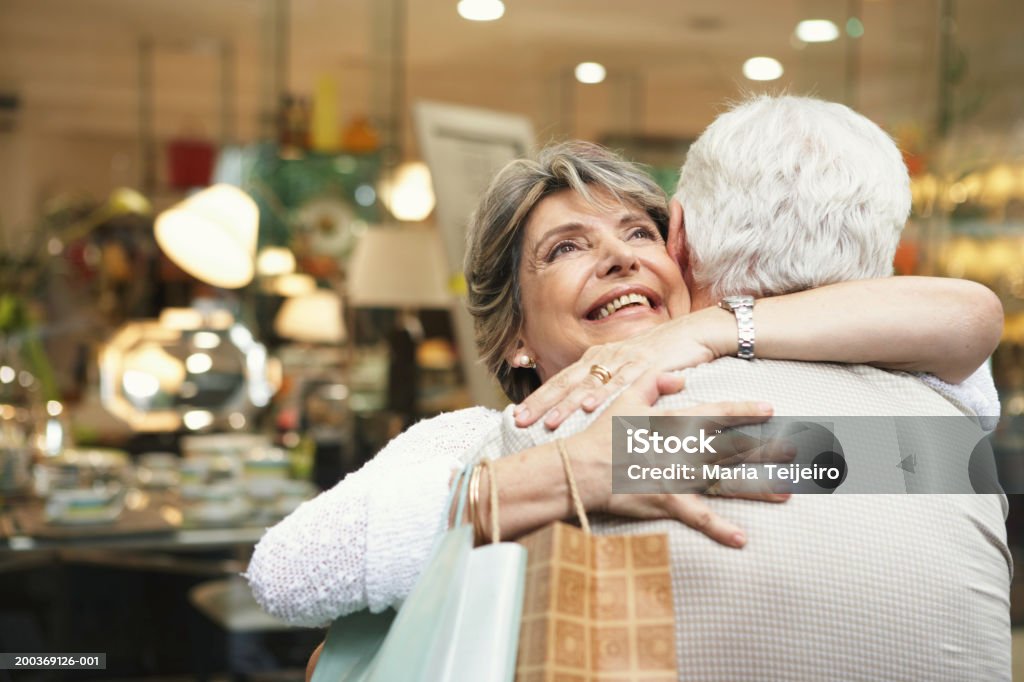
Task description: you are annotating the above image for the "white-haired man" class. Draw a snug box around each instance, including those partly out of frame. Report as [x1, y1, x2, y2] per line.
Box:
[509, 95, 1010, 680]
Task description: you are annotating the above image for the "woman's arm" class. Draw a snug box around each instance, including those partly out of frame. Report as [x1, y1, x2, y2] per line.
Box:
[472, 371, 780, 547]
[247, 384, 778, 626]
[733, 277, 1002, 383]
[245, 406, 501, 626]
[515, 277, 1003, 428]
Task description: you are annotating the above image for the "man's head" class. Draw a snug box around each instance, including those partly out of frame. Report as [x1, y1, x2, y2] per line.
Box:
[672, 95, 911, 309]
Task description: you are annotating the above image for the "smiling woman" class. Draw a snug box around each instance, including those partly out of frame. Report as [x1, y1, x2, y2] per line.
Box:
[247, 137, 1004, 632]
[515, 188, 685, 381]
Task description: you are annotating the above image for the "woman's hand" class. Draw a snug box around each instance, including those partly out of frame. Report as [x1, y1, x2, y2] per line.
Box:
[564, 370, 785, 549]
[515, 308, 733, 429]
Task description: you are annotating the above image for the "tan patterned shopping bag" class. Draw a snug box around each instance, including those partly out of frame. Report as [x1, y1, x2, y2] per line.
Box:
[514, 442, 678, 682]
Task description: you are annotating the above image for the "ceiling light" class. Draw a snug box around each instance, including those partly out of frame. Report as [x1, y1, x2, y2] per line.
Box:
[575, 62, 607, 85]
[457, 0, 504, 22]
[742, 57, 784, 81]
[795, 20, 840, 43]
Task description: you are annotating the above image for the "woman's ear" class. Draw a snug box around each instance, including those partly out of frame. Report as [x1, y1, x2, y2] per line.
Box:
[506, 339, 537, 369]
[667, 198, 689, 272]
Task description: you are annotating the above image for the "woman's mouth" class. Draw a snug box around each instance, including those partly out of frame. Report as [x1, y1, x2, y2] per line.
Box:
[586, 293, 655, 321]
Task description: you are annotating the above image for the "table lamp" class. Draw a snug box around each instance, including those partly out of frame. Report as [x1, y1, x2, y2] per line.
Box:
[346, 226, 452, 421]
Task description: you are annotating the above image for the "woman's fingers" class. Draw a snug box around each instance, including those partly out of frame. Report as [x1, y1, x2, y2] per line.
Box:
[663, 400, 774, 423]
[655, 371, 686, 396]
[710, 470, 793, 501]
[667, 494, 747, 548]
[513, 365, 591, 427]
[543, 361, 649, 429]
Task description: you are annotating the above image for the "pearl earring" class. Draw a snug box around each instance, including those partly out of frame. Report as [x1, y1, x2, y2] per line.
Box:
[517, 354, 536, 369]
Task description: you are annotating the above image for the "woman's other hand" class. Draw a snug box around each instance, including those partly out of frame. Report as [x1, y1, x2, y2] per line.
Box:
[515, 308, 733, 429]
[564, 369, 784, 549]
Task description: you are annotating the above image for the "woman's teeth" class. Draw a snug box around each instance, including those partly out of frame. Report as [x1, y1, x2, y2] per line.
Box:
[594, 293, 652, 320]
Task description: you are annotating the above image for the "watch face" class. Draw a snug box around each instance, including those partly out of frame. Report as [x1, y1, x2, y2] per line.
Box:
[721, 295, 754, 310]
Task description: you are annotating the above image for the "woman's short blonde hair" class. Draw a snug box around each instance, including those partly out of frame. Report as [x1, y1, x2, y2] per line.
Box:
[464, 140, 669, 402]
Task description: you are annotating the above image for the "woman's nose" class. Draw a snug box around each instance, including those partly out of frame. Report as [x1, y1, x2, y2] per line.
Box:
[596, 238, 639, 277]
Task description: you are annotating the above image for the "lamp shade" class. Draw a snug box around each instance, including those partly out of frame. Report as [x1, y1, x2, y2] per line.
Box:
[155, 184, 259, 289]
[274, 289, 346, 344]
[346, 226, 451, 308]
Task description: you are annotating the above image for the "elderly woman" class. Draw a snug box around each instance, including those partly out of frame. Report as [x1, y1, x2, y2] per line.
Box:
[246, 141, 1000, 628]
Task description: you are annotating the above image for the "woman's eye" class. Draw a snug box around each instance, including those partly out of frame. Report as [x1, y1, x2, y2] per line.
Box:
[629, 226, 658, 240]
[548, 241, 578, 260]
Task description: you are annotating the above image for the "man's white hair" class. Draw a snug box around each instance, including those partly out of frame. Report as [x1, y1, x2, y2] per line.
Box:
[674, 95, 911, 299]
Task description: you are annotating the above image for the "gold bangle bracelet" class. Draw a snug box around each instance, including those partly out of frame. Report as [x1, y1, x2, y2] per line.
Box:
[480, 458, 500, 543]
[467, 462, 484, 544]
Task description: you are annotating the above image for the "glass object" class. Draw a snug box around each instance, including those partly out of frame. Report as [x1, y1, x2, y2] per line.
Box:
[0, 339, 41, 494]
[99, 315, 277, 431]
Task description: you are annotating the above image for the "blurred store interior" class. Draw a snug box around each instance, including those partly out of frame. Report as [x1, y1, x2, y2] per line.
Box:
[1, 0, 1023, 678]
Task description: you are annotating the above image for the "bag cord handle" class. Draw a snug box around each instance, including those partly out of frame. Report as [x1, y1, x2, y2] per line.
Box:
[556, 439, 591, 534]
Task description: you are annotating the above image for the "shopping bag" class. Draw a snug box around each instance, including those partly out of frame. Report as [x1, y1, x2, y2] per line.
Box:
[312, 459, 526, 682]
[515, 442, 678, 682]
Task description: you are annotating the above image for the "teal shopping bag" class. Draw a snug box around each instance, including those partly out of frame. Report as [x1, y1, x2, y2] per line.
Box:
[312, 461, 526, 682]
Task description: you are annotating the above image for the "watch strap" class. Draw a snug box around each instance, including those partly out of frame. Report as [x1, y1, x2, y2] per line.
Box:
[719, 295, 755, 360]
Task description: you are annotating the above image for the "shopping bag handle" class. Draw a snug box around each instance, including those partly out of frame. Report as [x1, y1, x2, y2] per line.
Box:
[556, 439, 591, 534]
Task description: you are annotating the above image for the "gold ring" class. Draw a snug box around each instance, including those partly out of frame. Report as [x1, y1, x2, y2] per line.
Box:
[589, 364, 613, 384]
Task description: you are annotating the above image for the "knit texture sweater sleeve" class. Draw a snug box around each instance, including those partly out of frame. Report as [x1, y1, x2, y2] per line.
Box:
[245, 406, 501, 627]
[917, 364, 1001, 431]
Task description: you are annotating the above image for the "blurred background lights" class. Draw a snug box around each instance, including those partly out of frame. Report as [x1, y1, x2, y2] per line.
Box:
[185, 353, 213, 374]
[743, 57, 784, 81]
[354, 184, 376, 207]
[575, 62, 607, 85]
[795, 19, 840, 42]
[183, 410, 214, 431]
[380, 161, 436, 222]
[846, 17, 865, 38]
[256, 246, 296, 277]
[457, 0, 505, 22]
[192, 331, 221, 350]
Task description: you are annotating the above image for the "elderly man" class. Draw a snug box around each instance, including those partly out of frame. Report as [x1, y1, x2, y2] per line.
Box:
[508, 95, 1010, 680]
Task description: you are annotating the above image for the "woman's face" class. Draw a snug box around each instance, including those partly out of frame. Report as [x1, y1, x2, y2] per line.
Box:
[515, 187, 690, 382]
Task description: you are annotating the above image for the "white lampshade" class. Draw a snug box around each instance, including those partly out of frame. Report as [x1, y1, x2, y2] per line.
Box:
[274, 289, 347, 344]
[155, 184, 259, 289]
[347, 226, 451, 309]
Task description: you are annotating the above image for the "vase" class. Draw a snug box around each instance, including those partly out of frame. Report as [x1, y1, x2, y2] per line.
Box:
[0, 339, 42, 494]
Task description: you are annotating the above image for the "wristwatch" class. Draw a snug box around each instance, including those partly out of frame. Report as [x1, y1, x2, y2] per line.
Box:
[718, 295, 755, 359]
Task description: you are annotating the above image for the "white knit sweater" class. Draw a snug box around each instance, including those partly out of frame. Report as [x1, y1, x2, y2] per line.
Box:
[244, 367, 999, 627]
[245, 405, 502, 627]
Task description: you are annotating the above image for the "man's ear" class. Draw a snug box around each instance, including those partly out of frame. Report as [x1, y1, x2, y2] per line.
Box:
[667, 198, 688, 270]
